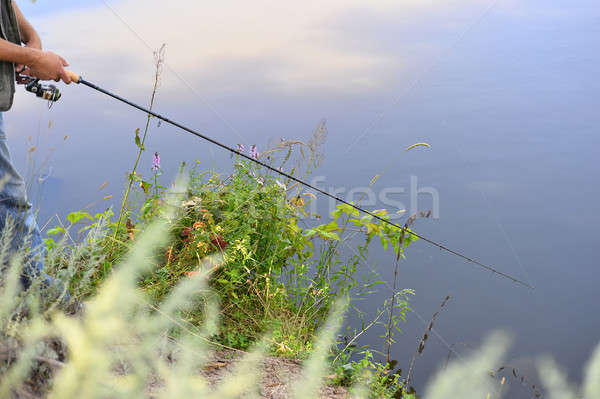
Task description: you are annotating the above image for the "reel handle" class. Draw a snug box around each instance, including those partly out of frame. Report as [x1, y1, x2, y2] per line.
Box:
[66, 71, 80, 84]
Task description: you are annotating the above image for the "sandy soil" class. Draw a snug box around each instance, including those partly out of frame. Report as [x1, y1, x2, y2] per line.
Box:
[199, 350, 348, 399]
[13, 349, 349, 399]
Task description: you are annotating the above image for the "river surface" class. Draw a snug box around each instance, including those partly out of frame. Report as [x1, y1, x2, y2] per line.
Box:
[7, 0, 600, 395]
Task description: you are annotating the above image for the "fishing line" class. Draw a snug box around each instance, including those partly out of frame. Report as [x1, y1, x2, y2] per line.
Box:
[61, 72, 533, 289]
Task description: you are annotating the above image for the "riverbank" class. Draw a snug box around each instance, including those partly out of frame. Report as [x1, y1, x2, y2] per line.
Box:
[0, 156, 419, 398]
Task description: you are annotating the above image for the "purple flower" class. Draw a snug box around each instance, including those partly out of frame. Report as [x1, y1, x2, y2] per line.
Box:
[250, 144, 259, 160]
[237, 144, 246, 154]
[152, 152, 161, 171]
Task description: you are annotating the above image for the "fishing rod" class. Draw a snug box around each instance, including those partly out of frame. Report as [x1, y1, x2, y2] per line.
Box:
[33, 70, 534, 289]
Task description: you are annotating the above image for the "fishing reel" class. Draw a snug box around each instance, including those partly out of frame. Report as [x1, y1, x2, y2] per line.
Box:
[17, 74, 61, 103]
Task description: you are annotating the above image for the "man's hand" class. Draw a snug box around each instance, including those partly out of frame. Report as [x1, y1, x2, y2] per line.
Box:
[1, 2, 72, 85]
[27, 50, 71, 84]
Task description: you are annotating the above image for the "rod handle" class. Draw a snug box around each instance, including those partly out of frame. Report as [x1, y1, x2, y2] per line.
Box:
[66, 71, 81, 84]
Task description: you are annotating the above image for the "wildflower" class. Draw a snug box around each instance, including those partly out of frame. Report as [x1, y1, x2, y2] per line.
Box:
[181, 227, 193, 242]
[250, 144, 259, 160]
[210, 235, 228, 251]
[197, 241, 209, 252]
[181, 227, 192, 237]
[237, 144, 245, 153]
[198, 208, 214, 223]
[193, 221, 206, 230]
[275, 180, 286, 191]
[152, 152, 161, 171]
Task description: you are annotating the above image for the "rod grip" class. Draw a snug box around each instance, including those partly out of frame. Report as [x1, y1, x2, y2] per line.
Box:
[66, 71, 81, 84]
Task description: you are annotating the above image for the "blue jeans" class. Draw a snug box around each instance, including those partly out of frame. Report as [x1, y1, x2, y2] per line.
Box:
[0, 113, 66, 297]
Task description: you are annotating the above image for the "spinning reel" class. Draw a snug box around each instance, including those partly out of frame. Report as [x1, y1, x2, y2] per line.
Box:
[17, 73, 62, 104]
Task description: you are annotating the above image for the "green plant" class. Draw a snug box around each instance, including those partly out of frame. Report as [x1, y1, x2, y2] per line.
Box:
[332, 350, 411, 399]
[127, 155, 420, 358]
[330, 289, 413, 398]
[113, 44, 166, 257]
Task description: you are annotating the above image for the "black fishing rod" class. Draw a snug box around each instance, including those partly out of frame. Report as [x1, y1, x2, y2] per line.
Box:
[54, 71, 535, 289]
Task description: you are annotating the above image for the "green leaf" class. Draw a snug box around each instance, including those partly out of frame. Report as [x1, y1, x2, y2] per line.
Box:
[139, 181, 152, 195]
[366, 223, 379, 235]
[332, 204, 359, 219]
[305, 230, 317, 238]
[319, 231, 340, 241]
[288, 220, 301, 233]
[141, 201, 152, 212]
[360, 215, 373, 224]
[46, 226, 65, 236]
[340, 203, 360, 217]
[43, 237, 55, 250]
[380, 236, 388, 250]
[67, 211, 92, 224]
[331, 208, 343, 220]
[134, 128, 144, 150]
[324, 221, 339, 232]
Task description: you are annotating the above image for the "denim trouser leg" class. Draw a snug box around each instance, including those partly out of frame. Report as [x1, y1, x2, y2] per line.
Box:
[0, 112, 66, 296]
[0, 199, 48, 287]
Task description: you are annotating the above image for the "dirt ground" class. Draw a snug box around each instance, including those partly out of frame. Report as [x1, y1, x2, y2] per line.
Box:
[199, 350, 348, 399]
[12, 349, 348, 399]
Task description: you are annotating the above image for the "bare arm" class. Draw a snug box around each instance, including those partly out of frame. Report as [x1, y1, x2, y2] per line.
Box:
[0, 37, 37, 65]
[12, 0, 41, 49]
[0, 1, 71, 83]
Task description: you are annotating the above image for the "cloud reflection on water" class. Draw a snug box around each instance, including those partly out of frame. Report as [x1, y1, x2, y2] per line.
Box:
[28, 0, 486, 95]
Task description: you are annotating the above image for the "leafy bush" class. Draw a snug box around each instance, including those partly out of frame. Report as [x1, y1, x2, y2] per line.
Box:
[81, 149, 417, 359]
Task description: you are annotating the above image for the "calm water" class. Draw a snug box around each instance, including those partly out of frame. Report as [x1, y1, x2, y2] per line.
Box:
[7, 0, 600, 395]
